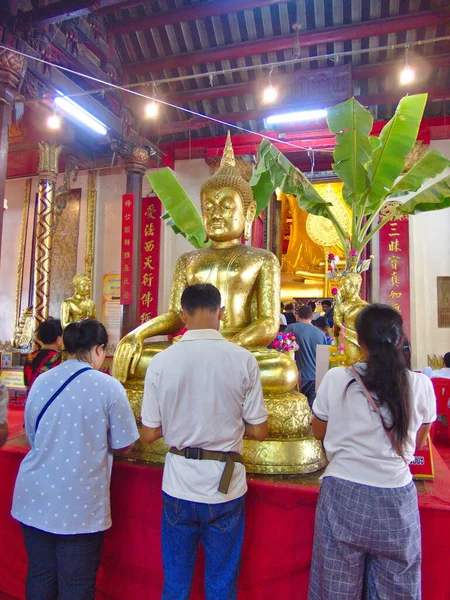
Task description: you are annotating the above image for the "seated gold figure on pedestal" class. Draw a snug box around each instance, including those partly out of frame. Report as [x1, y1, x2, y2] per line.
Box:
[60, 274, 97, 329]
[113, 133, 325, 474]
[333, 272, 369, 366]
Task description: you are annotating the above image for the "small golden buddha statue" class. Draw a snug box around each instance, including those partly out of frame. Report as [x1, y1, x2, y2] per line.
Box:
[61, 274, 97, 329]
[333, 272, 369, 366]
[113, 133, 325, 474]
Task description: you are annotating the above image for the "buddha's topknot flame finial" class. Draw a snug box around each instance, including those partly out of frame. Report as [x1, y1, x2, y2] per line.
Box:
[220, 131, 236, 169]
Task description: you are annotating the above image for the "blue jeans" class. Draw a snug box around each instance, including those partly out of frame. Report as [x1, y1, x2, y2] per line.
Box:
[162, 492, 245, 600]
[21, 524, 104, 600]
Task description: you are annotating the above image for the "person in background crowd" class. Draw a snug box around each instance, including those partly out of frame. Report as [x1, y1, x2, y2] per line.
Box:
[313, 317, 332, 345]
[280, 302, 287, 330]
[308, 301, 320, 320]
[0, 382, 9, 447]
[23, 319, 63, 392]
[321, 299, 334, 327]
[309, 304, 436, 600]
[285, 305, 327, 407]
[12, 320, 139, 600]
[283, 303, 297, 325]
[141, 284, 268, 600]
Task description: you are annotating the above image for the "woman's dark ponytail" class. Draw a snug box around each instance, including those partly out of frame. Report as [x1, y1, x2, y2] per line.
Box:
[355, 304, 410, 458]
[63, 320, 108, 362]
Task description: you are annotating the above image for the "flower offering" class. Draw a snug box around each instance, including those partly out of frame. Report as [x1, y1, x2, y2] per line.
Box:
[270, 332, 299, 354]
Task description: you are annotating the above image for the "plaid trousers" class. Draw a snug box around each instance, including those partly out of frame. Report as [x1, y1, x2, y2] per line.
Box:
[308, 476, 421, 600]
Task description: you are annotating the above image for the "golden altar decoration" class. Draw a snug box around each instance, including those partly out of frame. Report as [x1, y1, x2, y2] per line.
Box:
[113, 133, 326, 474]
[279, 181, 350, 299]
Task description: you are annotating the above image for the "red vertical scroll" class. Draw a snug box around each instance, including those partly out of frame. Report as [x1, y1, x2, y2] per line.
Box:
[379, 201, 410, 337]
[138, 195, 162, 324]
[120, 193, 134, 305]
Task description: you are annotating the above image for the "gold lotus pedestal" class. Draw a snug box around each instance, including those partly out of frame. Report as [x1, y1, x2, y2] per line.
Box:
[123, 349, 326, 475]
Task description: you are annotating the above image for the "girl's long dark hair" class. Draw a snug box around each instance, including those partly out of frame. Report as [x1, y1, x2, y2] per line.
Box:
[355, 304, 411, 457]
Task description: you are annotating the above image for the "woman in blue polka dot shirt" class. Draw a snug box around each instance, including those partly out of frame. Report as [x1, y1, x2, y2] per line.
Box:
[11, 320, 139, 600]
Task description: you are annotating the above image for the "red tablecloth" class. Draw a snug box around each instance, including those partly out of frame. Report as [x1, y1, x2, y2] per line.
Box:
[1, 441, 450, 600]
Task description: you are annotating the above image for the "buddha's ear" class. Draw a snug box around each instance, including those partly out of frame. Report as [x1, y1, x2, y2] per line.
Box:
[246, 200, 257, 222]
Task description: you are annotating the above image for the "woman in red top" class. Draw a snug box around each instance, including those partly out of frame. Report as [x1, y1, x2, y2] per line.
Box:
[24, 319, 63, 392]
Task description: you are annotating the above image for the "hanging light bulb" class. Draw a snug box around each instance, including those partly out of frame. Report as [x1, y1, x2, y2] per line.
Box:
[400, 66, 415, 85]
[47, 111, 61, 130]
[145, 101, 159, 118]
[399, 45, 415, 85]
[262, 67, 278, 104]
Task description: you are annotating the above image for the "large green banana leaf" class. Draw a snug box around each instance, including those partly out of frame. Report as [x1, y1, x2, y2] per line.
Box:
[251, 138, 334, 218]
[326, 98, 373, 209]
[147, 168, 208, 249]
[399, 172, 450, 214]
[367, 93, 427, 210]
[387, 149, 450, 197]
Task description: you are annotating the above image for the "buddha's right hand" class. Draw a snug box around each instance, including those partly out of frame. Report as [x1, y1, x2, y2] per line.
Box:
[112, 333, 143, 383]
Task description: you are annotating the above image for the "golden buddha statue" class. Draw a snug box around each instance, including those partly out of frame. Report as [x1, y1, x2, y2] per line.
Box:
[61, 274, 97, 329]
[333, 272, 369, 366]
[113, 133, 325, 474]
[12, 306, 34, 349]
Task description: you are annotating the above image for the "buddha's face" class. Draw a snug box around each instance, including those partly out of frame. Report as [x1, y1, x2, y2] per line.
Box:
[203, 187, 251, 242]
[341, 276, 360, 299]
[74, 277, 91, 297]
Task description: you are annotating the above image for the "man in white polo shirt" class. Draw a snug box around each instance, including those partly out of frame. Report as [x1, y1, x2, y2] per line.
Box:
[141, 283, 268, 600]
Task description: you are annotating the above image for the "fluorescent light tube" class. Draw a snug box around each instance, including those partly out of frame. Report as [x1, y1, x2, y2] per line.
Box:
[55, 91, 108, 135]
[266, 108, 327, 125]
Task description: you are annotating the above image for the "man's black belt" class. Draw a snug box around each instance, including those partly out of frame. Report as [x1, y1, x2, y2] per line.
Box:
[168, 446, 244, 494]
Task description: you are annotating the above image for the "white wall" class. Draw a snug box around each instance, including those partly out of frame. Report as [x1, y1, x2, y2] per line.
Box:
[409, 140, 450, 369]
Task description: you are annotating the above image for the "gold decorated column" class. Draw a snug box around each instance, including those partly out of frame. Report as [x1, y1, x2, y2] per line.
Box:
[84, 170, 98, 286]
[33, 141, 63, 328]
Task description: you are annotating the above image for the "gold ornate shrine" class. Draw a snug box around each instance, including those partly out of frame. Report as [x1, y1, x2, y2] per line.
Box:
[280, 181, 351, 299]
[113, 133, 326, 475]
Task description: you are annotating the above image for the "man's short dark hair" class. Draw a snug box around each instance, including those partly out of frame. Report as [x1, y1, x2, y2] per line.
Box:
[37, 319, 63, 345]
[444, 352, 450, 368]
[314, 316, 329, 329]
[322, 300, 332, 309]
[181, 284, 221, 314]
[308, 301, 316, 312]
[285, 303, 294, 311]
[298, 305, 313, 320]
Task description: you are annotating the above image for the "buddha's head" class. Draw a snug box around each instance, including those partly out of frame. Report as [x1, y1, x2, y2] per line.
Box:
[73, 274, 91, 298]
[341, 272, 362, 300]
[200, 132, 256, 242]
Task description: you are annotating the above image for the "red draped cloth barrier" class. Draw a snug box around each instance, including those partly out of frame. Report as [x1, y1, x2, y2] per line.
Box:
[1, 440, 450, 599]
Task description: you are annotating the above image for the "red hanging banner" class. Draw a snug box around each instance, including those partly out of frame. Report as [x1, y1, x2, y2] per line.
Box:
[120, 193, 134, 305]
[378, 201, 410, 337]
[139, 195, 162, 324]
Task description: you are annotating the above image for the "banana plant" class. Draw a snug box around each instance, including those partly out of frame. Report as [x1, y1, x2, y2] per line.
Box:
[251, 93, 450, 266]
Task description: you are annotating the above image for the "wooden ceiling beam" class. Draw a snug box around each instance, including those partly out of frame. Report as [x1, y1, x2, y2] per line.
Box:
[163, 53, 450, 105]
[5, 0, 132, 26]
[125, 6, 450, 76]
[109, 0, 283, 36]
[143, 87, 450, 136]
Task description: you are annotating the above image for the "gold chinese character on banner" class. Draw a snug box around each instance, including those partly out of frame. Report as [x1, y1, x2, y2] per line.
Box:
[388, 255, 401, 270]
[145, 204, 156, 219]
[124, 239, 131, 247]
[142, 273, 154, 286]
[144, 240, 155, 252]
[389, 290, 402, 299]
[122, 291, 130, 300]
[123, 278, 130, 285]
[391, 302, 401, 313]
[124, 213, 131, 221]
[144, 256, 155, 270]
[124, 226, 131, 234]
[123, 252, 130, 259]
[389, 239, 402, 252]
[144, 223, 155, 237]
[123, 265, 130, 273]
[140, 312, 152, 323]
[391, 272, 400, 287]
[124, 200, 132, 207]
[141, 291, 153, 308]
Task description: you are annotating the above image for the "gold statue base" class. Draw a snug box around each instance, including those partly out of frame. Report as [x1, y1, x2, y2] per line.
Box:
[124, 386, 327, 475]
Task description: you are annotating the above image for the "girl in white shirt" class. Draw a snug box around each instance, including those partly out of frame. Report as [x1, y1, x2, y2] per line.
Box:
[308, 304, 436, 600]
